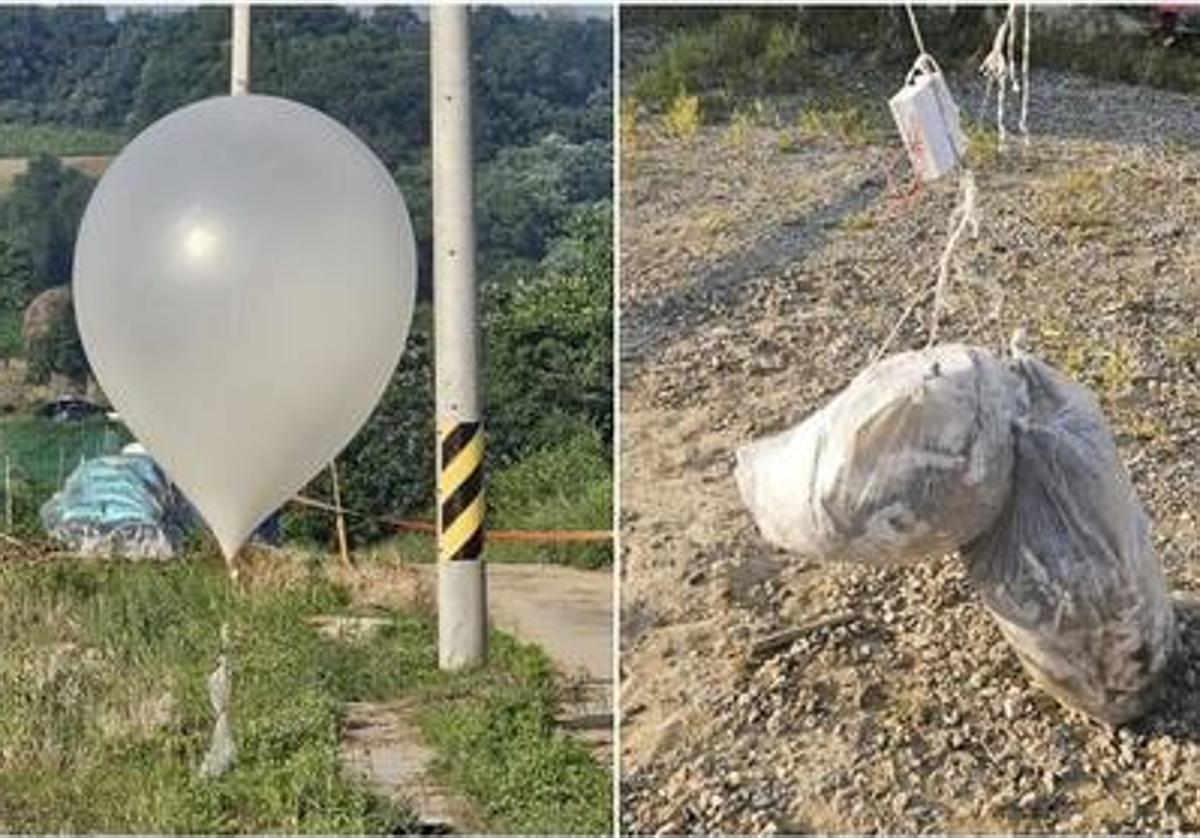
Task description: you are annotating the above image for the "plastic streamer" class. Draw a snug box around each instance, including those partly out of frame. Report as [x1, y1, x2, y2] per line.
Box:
[980, 2, 1033, 150]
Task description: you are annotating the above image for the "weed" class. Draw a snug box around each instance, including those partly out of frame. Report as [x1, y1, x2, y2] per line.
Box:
[419, 632, 610, 835]
[1126, 413, 1165, 441]
[841, 210, 877, 232]
[620, 96, 639, 159]
[1099, 343, 1138, 397]
[488, 428, 612, 569]
[0, 308, 23, 357]
[632, 11, 822, 113]
[1036, 168, 1113, 242]
[726, 108, 753, 146]
[663, 92, 701, 140]
[796, 104, 877, 146]
[964, 120, 1001, 169]
[777, 133, 805, 155]
[1165, 334, 1199, 361]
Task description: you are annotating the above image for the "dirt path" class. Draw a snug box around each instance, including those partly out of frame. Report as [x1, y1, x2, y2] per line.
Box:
[620, 67, 1200, 834]
[484, 563, 613, 681]
[421, 562, 614, 758]
[322, 559, 613, 831]
[338, 700, 471, 834]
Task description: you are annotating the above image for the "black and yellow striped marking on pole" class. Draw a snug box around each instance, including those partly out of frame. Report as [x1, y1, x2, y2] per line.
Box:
[439, 421, 484, 561]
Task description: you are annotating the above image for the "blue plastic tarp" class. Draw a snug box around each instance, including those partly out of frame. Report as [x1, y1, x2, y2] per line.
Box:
[41, 454, 191, 559]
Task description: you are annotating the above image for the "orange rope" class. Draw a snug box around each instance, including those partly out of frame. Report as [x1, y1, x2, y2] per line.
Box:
[290, 494, 612, 543]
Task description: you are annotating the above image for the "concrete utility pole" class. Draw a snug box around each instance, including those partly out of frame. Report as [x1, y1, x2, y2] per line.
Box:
[231, 3, 250, 96]
[431, 5, 487, 669]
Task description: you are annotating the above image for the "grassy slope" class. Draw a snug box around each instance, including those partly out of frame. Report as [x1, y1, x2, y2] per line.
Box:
[0, 557, 610, 834]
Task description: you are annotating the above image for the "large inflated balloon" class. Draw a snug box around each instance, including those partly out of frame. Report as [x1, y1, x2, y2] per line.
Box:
[74, 95, 415, 558]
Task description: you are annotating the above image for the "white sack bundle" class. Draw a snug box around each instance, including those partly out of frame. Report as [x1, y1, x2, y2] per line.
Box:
[735, 344, 1019, 563]
[964, 354, 1176, 724]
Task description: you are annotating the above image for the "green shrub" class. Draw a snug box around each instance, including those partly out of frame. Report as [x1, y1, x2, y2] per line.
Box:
[633, 11, 821, 113]
[488, 426, 612, 568]
[486, 203, 612, 468]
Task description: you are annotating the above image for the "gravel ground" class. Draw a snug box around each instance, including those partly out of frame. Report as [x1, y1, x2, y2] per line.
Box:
[619, 66, 1200, 834]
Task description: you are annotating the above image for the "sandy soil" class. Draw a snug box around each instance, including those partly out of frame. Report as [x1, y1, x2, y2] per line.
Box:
[0, 155, 110, 192]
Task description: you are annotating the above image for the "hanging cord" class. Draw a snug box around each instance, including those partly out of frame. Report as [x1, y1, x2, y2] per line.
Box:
[929, 170, 980, 345]
[904, 2, 927, 57]
[871, 169, 980, 362]
[980, 4, 1015, 149]
[873, 4, 982, 361]
[980, 2, 1032, 150]
[1019, 3, 1031, 143]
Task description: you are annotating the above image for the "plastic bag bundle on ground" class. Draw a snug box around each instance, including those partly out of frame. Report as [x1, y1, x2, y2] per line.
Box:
[199, 623, 236, 777]
[40, 453, 191, 559]
[735, 344, 1019, 563]
[964, 354, 1176, 724]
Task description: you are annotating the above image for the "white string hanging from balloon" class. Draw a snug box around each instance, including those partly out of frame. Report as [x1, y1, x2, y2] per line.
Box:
[980, 2, 1032, 150]
[1019, 3, 1031, 141]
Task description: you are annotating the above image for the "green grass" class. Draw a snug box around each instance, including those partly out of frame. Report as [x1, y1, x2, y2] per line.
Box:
[489, 430, 612, 569]
[0, 415, 130, 535]
[417, 632, 611, 835]
[0, 557, 610, 834]
[0, 122, 125, 158]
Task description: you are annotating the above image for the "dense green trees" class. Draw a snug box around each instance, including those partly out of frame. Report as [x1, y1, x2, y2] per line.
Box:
[486, 202, 613, 467]
[2, 155, 94, 290]
[0, 6, 612, 170]
[0, 155, 93, 373]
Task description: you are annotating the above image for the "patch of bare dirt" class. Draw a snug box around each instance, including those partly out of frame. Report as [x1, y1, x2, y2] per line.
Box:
[0, 155, 111, 192]
[620, 67, 1200, 834]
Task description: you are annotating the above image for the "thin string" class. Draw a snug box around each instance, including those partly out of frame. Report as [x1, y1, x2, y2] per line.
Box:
[928, 169, 979, 346]
[1006, 3, 1018, 93]
[1019, 3, 1031, 143]
[981, 2, 1033, 152]
[904, 3, 927, 58]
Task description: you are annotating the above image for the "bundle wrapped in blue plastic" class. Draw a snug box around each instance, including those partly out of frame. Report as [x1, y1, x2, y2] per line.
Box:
[40, 453, 192, 559]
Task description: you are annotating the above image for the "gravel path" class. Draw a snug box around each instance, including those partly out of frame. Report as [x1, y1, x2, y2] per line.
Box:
[619, 67, 1200, 834]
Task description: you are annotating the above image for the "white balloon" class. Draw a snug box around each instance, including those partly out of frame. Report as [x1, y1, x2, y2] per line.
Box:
[74, 95, 416, 558]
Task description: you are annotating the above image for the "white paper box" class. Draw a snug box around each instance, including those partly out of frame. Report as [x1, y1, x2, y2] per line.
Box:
[890, 58, 967, 182]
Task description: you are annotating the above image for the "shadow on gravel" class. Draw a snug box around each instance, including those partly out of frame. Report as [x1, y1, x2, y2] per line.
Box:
[621, 174, 884, 362]
[1130, 598, 1200, 743]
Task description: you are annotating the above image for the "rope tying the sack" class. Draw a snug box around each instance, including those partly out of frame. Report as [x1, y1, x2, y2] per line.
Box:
[929, 169, 980, 346]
